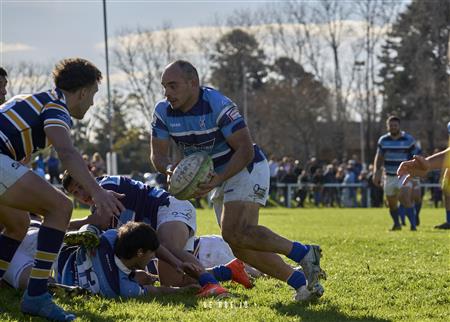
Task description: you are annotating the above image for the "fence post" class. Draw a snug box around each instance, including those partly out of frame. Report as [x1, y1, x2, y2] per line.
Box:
[287, 184, 292, 208]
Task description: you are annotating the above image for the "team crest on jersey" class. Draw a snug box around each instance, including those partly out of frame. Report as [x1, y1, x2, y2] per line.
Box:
[226, 106, 241, 121]
[199, 116, 206, 129]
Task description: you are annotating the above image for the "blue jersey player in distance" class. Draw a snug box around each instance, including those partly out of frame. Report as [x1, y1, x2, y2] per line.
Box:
[373, 116, 418, 231]
[150, 60, 324, 301]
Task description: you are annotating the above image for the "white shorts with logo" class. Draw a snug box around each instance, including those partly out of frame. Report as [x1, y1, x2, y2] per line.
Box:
[211, 160, 270, 225]
[2, 227, 39, 289]
[157, 196, 197, 251]
[0, 154, 29, 195]
[195, 235, 235, 268]
[384, 174, 412, 197]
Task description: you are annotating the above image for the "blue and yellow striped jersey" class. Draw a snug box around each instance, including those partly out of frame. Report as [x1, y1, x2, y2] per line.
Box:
[0, 88, 72, 161]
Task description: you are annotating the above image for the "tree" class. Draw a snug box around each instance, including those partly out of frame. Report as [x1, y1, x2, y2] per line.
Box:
[257, 57, 332, 159]
[4, 61, 50, 96]
[89, 89, 150, 174]
[210, 29, 267, 98]
[112, 24, 183, 125]
[379, 0, 450, 152]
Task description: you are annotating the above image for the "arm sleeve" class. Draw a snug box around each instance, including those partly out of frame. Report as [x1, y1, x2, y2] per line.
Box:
[216, 101, 247, 138]
[151, 106, 170, 139]
[41, 103, 72, 132]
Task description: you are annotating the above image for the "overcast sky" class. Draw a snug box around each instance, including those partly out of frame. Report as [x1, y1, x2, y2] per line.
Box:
[1, 0, 272, 68]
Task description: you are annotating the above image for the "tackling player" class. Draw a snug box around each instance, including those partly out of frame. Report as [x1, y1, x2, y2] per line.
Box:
[150, 60, 324, 301]
[373, 116, 418, 231]
[0, 58, 124, 321]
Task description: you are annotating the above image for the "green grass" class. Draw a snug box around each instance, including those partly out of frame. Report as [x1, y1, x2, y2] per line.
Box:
[1, 207, 449, 321]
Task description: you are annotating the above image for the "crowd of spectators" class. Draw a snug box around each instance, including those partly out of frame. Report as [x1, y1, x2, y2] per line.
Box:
[33, 149, 444, 209]
[31, 150, 106, 184]
[269, 154, 442, 208]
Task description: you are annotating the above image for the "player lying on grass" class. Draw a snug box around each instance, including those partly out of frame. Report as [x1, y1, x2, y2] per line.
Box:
[3, 221, 202, 297]
[62, 172, 251, 296]
[3, 220, 324, 300]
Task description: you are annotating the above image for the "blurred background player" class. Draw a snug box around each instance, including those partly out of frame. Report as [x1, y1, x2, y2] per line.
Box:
[0, 58, 124, 321]
[373, 116, 418, 231]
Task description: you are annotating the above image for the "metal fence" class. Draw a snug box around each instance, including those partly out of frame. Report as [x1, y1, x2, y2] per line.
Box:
[274, 182, 442, 208]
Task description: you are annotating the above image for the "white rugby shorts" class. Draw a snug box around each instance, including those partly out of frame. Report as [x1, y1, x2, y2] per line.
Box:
[195, 235, 235, 268]
[384, 174, 412, 197]
[211, 159, 269, 225]
[157, 196, 197, 252]
[0, 154, 28, 195]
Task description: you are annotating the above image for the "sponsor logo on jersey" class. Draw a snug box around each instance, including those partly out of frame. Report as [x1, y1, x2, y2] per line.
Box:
[178, 138, 215, 155]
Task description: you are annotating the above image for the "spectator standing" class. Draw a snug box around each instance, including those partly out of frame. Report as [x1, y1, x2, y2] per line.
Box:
[322, 164, 337, 207]
[46, 150, 61, 184]
[342, 165, 357, 207]
[296, 170, 310, 208]
[312, 168, 324, 207]
[269, 155, 279, 200]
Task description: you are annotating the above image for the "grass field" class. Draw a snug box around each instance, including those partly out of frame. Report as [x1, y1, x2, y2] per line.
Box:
[0, 207, 449, 321]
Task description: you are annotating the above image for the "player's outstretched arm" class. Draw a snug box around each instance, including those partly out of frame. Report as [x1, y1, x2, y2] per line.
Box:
[155, 244, 202, 277]
[425, 147, 450, 170]
[397, 155, 431, 182]
[397, 148, 450, 180]
[45, 127, 125, 218]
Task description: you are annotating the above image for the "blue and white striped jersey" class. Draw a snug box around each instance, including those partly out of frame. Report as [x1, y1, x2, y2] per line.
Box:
[377, 131, 417, 175]
[151, 86, 265, 173]
[56, 230, 146, 298]
[0, 88, 72, 161]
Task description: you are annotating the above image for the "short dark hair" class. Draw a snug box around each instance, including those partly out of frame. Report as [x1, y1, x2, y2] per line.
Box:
[53, 58, 102, 92]
[61, 170, 73, 192]
[114, 222, 160, 260]
[0, 67, 7, 77]
[386, 115, 400, 124]
[172, 60, 199, 82]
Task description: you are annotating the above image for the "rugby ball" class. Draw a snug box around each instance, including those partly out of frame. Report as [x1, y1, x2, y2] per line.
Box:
[168, 152, 214, 200]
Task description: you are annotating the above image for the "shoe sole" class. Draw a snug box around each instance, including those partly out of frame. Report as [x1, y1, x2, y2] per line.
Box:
[63, 231, 99, 249]
[48, 282, 91, 298]
[303, 245, 323, 291]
